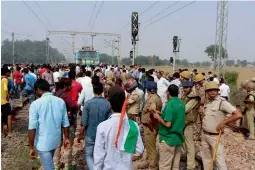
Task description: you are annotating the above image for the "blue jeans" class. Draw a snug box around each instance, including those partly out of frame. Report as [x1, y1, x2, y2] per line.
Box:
[38, 149, 56, 170]
[85, 137, 95, 170]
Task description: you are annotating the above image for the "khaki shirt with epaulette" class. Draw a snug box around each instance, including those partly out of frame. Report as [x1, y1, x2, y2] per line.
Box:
[180, 90, 200, 123]
[202, 96, 236, 133]
[141, 93, 162, 124]
[245, 90, 255, 110]
[106, 72, 116, 86]
[126, 89, 141, 115]
[192, 85, 205, 104]
[120, 72, 128, 82]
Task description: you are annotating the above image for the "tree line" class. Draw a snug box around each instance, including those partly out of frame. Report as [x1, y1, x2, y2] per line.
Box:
[1, 39, 65, 64]
[1, 40, 254, 67]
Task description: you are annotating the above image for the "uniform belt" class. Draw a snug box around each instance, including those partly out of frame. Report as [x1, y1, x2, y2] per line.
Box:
[203, 130, 223, 135]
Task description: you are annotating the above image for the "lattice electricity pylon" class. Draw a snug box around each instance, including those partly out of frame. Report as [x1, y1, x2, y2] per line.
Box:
[214, 0, 228, 77]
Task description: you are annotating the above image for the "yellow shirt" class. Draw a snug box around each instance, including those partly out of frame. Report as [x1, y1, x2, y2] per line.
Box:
[1, 77, 8, 105]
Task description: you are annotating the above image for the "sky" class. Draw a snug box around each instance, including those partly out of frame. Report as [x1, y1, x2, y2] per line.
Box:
[1, 1, 255, 62]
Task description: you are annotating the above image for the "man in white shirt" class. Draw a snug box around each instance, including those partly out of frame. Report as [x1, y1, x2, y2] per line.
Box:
[219, 78, 230, 101]
[53, 67, 61, 83]
[157, 71, 170, 107]
[213, 74, 220, 85]
[94, 85, 144, 170]
[170, 72, 181, 87]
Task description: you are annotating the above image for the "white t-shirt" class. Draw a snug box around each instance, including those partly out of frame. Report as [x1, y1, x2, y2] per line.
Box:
[219, 83, 230, 97]
[53, 72, 61, 83]
[213, 78, 220, 85]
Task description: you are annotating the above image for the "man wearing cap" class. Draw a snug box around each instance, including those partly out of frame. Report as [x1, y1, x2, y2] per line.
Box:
[193, 73, 206, 112]
[180, 71, 191, 81]
[140, 81, 162, 169]
[124, 78, 141, 124]
[180, 81, 200, 170]
[201, 81, 242, 170]
[242, 81, 255, 139]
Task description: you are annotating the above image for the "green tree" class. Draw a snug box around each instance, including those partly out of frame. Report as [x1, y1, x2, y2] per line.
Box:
[204, 44, 228, 61]
[1, 39, 65, 64]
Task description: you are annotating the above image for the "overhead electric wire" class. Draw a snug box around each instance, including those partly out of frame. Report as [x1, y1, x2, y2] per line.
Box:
[23, 1, 49, 30]
[87, 1, 98, 31]
[139, 0, 160, 17]
[144, 1, 196, 28]
[142, 0, 180, 25]
[89, 1, 104, 31]
[120, 1, 160, 29]
[34, 1, 52, 26]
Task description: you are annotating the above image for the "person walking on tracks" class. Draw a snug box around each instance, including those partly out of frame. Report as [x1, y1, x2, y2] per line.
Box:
[201, 81, 242, 170]
[140, 81, 162, 169]
[180, 81, 200, 170]
[28, 79, 70, 170]
[152, 84, 185, 170]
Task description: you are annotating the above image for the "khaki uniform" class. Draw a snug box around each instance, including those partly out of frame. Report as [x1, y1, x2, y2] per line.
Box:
[105, 71, 116, 89]
[127, 88, 141, 123]
[201, 96, 236, 170]
[232, 88, 247, 126]
[243, 91, 255, 139]
[141, 93, 162, 169]
[120, 72, 128, 83]
[180, 90, 200, 170]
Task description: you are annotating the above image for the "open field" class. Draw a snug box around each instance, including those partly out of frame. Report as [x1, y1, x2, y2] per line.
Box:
[145, 66, 255, 86]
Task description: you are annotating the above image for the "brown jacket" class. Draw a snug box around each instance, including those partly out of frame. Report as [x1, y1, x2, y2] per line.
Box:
[126, 89, 141, 115]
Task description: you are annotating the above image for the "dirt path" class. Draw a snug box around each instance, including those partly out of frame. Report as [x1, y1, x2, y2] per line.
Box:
[1, 104, 41, 170]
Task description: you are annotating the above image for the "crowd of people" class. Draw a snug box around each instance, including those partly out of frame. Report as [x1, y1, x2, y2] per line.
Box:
[1, 63, 255, 170]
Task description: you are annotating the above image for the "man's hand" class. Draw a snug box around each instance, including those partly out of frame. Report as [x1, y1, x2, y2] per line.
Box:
[67, 111, 71, 117]
[29, 148, 37, 160]
[153, 112, 160, 121]
[216, 122, 225, 133]
[77, 134, 84, 143]
[64, 138, 70, 150]
[152, 109, 161, 115]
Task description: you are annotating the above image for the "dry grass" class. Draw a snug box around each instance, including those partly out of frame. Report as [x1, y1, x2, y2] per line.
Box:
[145, 66, 255, 86]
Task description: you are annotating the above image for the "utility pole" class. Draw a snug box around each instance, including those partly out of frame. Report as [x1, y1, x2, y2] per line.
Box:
[172, 36, 180, 72]
[46, 37, 49, 63]
[12, 32, 15, 65]
[91, 34, 96, 50]
[214, 0, 228, 77]
[111, 39, 115, 65]
[116, 38, 120, 66]
[132, 40, 136, 66]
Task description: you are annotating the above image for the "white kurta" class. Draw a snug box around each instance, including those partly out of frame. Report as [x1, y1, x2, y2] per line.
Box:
[157, 77, 170, 106]
[93, 113, 144, 170]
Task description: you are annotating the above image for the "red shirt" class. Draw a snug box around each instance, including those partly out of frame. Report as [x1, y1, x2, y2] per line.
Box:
[13, 71, 23, 84]
[39, 68, 47, 78]
[68, 80, 83, 106]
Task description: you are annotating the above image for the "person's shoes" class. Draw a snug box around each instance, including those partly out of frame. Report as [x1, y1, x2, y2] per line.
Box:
[7, 133, 12, 138]
[248, 136, 255, 140]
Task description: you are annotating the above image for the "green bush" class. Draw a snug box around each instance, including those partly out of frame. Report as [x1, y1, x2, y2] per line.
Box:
[224, 71, 239, 86]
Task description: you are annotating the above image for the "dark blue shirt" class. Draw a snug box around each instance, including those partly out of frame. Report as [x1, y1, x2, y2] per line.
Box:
[81, 96, 111, 140]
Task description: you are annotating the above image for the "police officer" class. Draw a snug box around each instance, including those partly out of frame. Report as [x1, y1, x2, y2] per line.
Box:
[201, 81, 242, 170]
[180, 81, 200, 170]
[140, 81, 162, 170]
[124, 78, 141, 124]
[180, 71, 191, 81]
[243, 81, 255, 139]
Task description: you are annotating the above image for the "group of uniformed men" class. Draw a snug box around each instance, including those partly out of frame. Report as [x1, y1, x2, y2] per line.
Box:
[104, 65, 255, 170]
